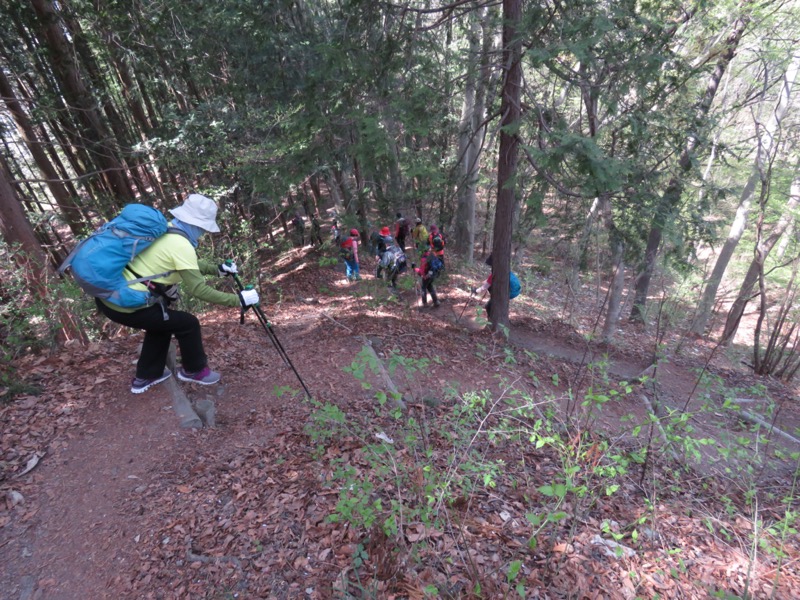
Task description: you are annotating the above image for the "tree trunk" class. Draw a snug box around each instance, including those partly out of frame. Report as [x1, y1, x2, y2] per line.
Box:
[104, 31, 153, 137]
[0, 162, 86, 344]
[602, 238, 626, 344]
[0, 68, 86, 237]
[453, 10, 482, 261]
[29, 0, 135, 203]
[1, 22, 104, 210]
[630, 13, 749, 323]
[720, 169, 800, 344]
[325, 169, 344, 214]
[692, 51, 800, 335]
[309, 175, 324, 215]
[489, 0, 522, 333]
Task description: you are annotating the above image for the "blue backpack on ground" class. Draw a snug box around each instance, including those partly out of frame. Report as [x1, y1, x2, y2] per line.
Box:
[509, 272, 521, 299]
[59, 204, 171, 308]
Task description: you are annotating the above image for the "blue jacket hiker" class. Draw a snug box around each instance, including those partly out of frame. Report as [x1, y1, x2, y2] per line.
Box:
[472, 254, 521, 316]
[95, 194, 260, 394]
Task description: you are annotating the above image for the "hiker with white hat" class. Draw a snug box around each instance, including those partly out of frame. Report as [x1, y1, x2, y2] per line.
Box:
[95, 194, 260, 394]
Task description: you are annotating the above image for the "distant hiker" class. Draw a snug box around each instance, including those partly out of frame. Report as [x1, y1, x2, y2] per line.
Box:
[310, 215, 323, 246]
[428, 224, 446, 268]
[414, 246, 443, 308]
[472, 254, 521, 316]
[340, 228, 361, 281]
[377, 237, 408, 289]
[411, 218, 428, 253]
[369, 229, 383, 256]
[394, 212, 410, 251]
[374, 226, 395, 280]
[291, 213, 305, 247]
[95, 194, 260, 394]
[385, 243, 408, 289]
[331, 219, 342, 244]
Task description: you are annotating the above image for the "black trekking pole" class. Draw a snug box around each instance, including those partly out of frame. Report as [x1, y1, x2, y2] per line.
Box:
[458, 289, 487, 322]
[457, 289, 475, 322]
[231, 273, 312, 399]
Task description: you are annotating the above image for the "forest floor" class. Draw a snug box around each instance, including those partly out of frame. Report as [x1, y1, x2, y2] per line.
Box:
[2, 240, 800, 600]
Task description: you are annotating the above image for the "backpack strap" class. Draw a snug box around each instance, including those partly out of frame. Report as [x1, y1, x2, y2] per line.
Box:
[121, 227, 189, 285]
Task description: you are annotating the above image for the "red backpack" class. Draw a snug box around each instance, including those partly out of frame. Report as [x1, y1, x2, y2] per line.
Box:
[340, 237, 356, 261]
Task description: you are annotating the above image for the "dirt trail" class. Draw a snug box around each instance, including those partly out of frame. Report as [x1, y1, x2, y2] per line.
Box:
[2, 380, 186, 599]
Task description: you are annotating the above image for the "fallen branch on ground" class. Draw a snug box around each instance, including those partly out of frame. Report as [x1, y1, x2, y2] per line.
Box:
[640, 395, 680, 462]
[737, 409, 800, 446]
[167, 344, 203, 429]
[357, 335, 407, 411]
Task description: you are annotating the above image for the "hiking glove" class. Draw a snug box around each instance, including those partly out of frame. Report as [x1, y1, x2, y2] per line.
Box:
[238, 288, 260, 307]
[471, 287, 477, 294]
[218, 261, 238, 276]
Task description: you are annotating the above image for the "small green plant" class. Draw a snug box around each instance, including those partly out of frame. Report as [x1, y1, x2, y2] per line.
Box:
[319, 256, 338, 268]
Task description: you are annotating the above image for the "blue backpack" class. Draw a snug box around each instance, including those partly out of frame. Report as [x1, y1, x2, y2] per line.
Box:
[426, 255, 444, 279]
[509, 272, 521, 299]
[59, 204, 172, 308]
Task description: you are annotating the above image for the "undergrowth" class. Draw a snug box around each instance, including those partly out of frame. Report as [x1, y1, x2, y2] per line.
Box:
[304, 344, 800, 599]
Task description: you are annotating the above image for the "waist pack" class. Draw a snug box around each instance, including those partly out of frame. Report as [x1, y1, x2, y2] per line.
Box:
[59, 204, 175, 308]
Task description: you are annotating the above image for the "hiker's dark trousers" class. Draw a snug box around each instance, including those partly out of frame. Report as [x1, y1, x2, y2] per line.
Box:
[96, 300, 208, 379]
[421, 278, 438, 305]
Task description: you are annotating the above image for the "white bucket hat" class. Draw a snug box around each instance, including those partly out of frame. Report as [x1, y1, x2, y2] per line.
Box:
[169, 194, 220, 233]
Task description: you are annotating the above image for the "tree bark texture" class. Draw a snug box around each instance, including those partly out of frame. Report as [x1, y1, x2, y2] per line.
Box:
[0, 161, 86, 343]
[29, 0, 135, 204]
[0, 68, 86, 237]
[454, 9, 488, 262]
[489, 0, 522, 333]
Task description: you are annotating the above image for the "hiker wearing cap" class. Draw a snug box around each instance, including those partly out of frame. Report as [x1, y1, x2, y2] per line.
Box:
[374, 226, 395, 280]
[340, 228, 361, 281]
[380, 229, 408, 290]
[413, 245, 443, 308]
[291, 213, 305, 247]
[95, 194, 260, 394]
[411, 218, 428, 253]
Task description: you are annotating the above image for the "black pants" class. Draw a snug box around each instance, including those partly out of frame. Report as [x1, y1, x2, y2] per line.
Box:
[387, 260, 406, 288]
[421, 277, 438, 305]
[397, 234, 406, 251]
[96, 300, 207, 379]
